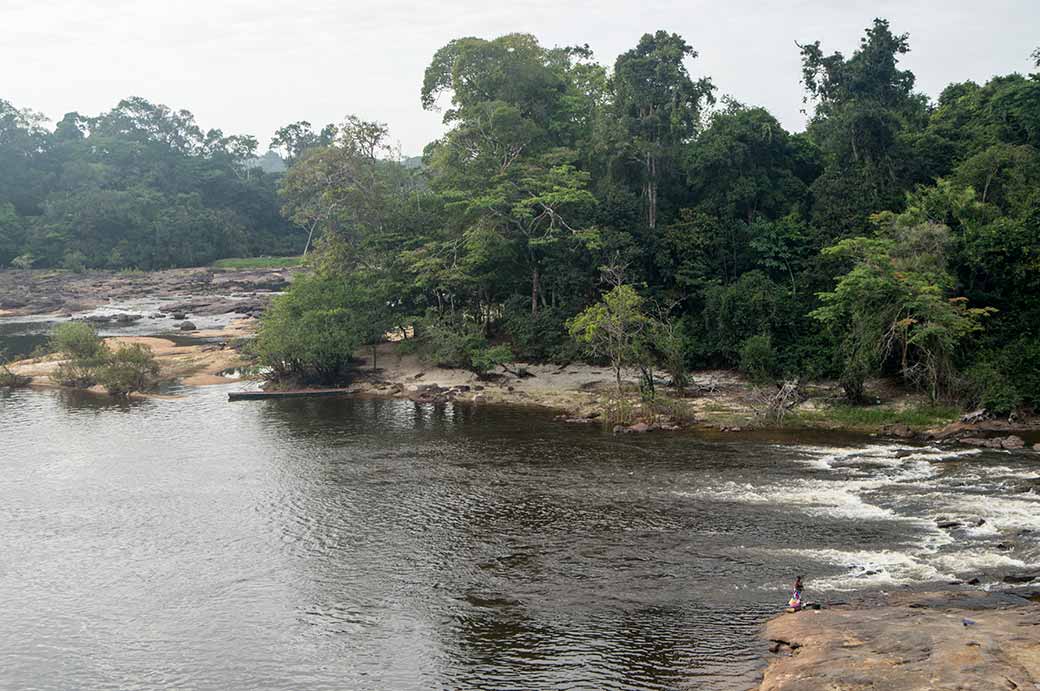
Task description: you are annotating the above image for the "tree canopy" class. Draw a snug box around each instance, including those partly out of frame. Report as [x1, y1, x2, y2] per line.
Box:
[0, 97, 304, 269]
[5, 21, 1040, 411]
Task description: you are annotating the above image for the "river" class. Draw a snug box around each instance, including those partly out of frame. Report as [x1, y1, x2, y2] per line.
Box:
[2, 379, 1039, 690]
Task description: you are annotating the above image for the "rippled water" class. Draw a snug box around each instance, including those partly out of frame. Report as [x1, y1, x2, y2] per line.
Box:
[2, 385, 1038, 690]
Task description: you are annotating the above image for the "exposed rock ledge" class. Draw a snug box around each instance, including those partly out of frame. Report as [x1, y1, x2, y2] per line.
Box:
[757, 590, 1040, 690]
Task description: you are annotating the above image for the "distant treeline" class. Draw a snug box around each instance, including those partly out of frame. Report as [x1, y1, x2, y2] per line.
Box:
[0, 97, 304, 270]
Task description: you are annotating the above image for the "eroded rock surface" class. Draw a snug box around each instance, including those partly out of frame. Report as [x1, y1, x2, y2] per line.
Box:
[0, 267, 294, 318]
[758, 591, 1040, 690]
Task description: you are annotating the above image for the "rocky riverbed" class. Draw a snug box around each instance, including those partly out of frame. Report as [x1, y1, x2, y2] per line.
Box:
[0, 266, 295, 318]
[0, 267, 295, 396]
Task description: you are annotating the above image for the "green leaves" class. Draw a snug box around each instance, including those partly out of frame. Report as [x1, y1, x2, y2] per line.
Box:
[253, 272, 393, 384]
[813, 220, 994, 400]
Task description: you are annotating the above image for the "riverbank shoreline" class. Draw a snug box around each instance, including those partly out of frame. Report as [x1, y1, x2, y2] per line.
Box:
[8, 328, 1040, 444]
[307, 341, 1040, 445]
[754, 590, 1040, 690]
[2, 266, 1038, 443]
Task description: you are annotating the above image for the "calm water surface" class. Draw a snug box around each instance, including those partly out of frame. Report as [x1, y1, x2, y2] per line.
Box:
[2, 384, 1038, 690]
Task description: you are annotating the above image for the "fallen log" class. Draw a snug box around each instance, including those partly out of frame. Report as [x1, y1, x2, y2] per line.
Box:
[228, 388, 352, 401]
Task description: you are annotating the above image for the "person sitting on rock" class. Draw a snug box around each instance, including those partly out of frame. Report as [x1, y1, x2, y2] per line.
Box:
[787, 575, 804, 611]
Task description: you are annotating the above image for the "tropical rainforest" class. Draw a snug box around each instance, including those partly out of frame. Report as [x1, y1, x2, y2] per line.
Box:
[3, 19, 1039, 412]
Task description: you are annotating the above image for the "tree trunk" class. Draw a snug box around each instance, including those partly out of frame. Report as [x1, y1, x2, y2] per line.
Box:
[531, 266, 540, 317]
[645, 153, 658, 230]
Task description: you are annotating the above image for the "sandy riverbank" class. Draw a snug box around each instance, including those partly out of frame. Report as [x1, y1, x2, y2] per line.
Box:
[755, 590, 1040, 690]
[331, 342, 1040, 444]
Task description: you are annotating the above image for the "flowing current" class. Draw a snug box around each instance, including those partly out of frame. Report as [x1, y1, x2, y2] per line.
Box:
[2, 384, 1038, 690]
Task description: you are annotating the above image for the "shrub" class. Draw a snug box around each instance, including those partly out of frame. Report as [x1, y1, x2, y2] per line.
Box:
[96, 344, 161, 396]
[649, 395, 696, 425]
[61, 251, 87, 273]
[251, 273, 389, 385]
[0, 363, 30, 388]
[701, 271, 783, 365]
[959, 339, 1040, 415]
[603, 395, 637, 429]
[50, 360, 100, 389]
[419, 316, 514, 377]
[961, 361, 1019, 415]
[49, 322, 107, 360]
[469, 344, 514, 378]
[501, 299, 574, 363]
[739, 333, 776, 383]
[650, 315, 690, 389]
[999, 337, 1040, 410]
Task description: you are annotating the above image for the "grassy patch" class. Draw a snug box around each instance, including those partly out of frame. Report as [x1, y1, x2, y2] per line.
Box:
[789, 403, 960, 430]
[212, 256, 304, 270]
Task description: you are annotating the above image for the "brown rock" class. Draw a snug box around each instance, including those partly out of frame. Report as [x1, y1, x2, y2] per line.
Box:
[1001, 435, 1025, 450]
[757, 591, 1040, 691]
[885, 423, 914, 438]
[959, 437, 1003, 449]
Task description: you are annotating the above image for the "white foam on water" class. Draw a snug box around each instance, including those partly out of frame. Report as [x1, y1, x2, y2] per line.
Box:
[932, 551, 1038, 575]
[695, 479, 905, 522]
[771, 547, 953, 591]
[719, 442, 1040, 593]
[924, 492, 1040, 535]
[789, 444, 907, 471]
[791, 444, 983, 473]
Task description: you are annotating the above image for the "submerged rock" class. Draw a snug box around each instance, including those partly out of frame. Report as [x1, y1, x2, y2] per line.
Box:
[1002, 573, 1039, 584]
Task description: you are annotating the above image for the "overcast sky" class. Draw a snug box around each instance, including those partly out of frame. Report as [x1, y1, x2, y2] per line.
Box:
[3, 0, 1037, 154]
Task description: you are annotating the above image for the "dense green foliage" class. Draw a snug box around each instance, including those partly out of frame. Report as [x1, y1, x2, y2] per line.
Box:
[10, 21, 1033, 411]
[96, 344, 162, 396]
[47, 323, 160, 395]
[0, 97, 305, 269]
[48, 322, 108, 360]
[259, 20, 1040, 408]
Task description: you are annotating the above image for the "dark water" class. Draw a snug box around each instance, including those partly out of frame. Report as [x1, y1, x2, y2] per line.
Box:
[2, 385, 1038, 691]
[0, 319, 52, 360]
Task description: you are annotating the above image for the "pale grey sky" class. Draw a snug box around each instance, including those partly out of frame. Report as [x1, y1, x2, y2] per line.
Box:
[3, 0, 1037, 154]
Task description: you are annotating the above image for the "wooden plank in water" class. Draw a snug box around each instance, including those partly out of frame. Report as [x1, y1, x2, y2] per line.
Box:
[227, 388, 352, 401]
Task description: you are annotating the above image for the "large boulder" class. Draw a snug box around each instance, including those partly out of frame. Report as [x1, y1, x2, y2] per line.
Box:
[179, 321, 197, 331]
[1002, 435, 1025, 450]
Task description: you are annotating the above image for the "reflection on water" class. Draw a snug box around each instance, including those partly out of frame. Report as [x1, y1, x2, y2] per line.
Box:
[1, 386, 1038, 691]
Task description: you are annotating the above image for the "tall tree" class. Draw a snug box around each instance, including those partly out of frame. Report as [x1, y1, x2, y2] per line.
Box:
[612, 31, 714, 231]
[799, 19, 929, 235]
[421, 34, 598, 317]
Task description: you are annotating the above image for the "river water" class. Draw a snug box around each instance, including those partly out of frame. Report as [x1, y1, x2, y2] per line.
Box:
[2, 380, 1039, 691]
